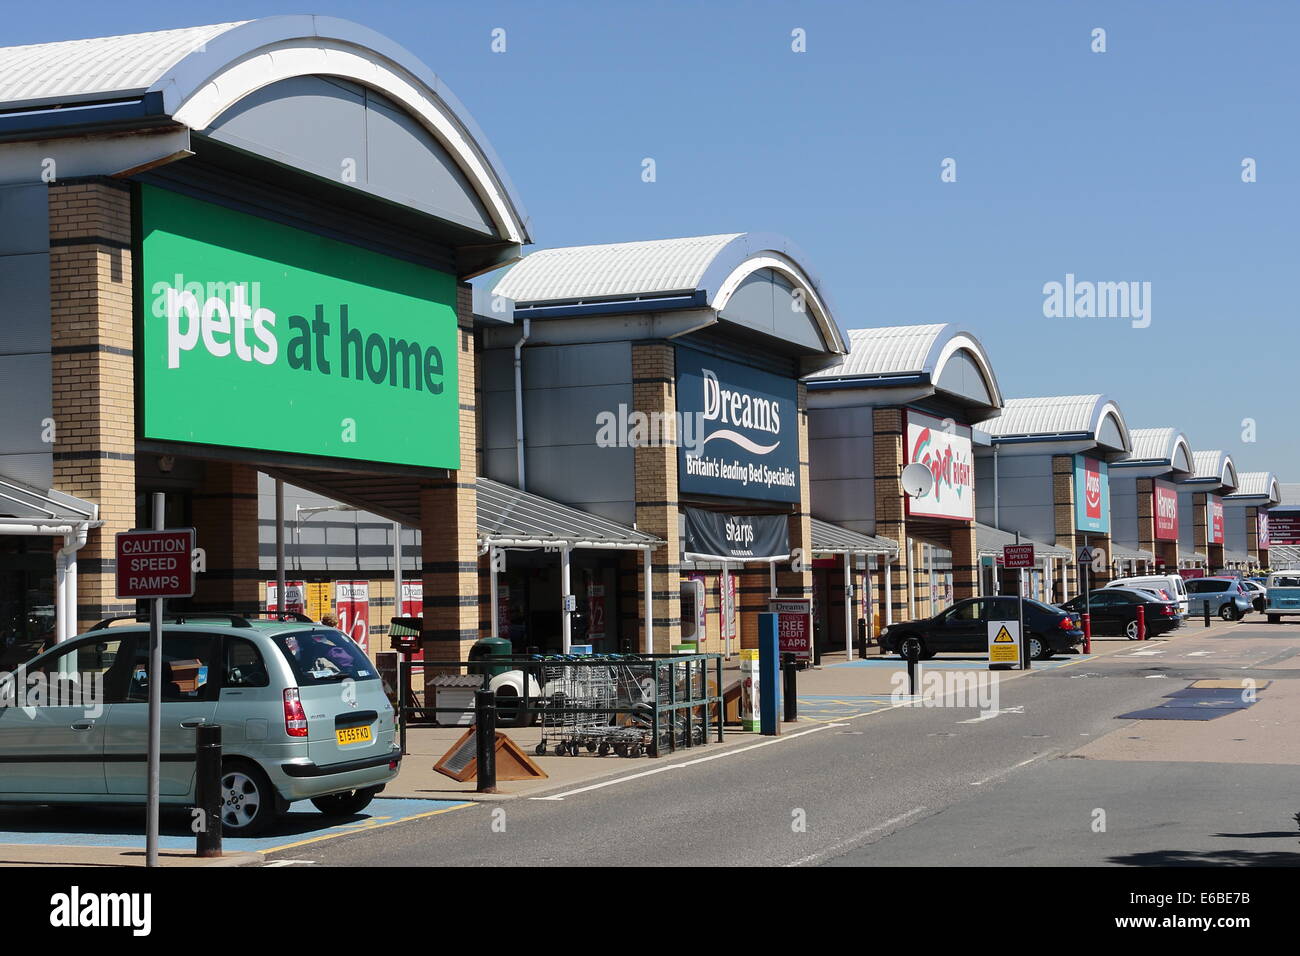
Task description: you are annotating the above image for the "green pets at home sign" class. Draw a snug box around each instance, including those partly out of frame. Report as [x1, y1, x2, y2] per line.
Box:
[140, 185, 459, 469]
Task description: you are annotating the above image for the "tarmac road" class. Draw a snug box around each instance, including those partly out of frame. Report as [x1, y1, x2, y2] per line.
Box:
[279, 619, 1300, 867]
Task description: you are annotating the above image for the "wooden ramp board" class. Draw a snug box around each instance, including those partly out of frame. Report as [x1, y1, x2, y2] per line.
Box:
[433, 727, 548, 783]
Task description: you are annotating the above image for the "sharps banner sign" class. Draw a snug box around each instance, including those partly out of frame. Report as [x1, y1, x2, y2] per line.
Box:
[683, 508, 790, 562]
[140, 185, 460, 469]
[675, 347, 799, 503]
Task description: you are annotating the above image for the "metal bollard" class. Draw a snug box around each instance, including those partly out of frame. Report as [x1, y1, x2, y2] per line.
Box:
[1203, 602, 1211, 628]
[905, 642, 919, 696]
[195, 723, 223, 858]
[782, 653, 798, 723]
[1082, 613, 1092, 654]
[474, 690, 498, 794]
[1136, 604, 1146, 641]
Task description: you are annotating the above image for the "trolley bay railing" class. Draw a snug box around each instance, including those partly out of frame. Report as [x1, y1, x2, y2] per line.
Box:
[392, 653, 725, 758]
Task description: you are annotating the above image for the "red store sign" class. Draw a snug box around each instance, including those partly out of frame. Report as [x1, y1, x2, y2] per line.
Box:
[1153, 481, 1179, 541]
[770, 599, 812, 661]
[116, 529, 195, 599]
[1208, 496, 1224, 546]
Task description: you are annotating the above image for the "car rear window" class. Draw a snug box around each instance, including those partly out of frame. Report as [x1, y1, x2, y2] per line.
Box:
[1187, 579, 1230, 593]
[1271, 576, 1300, 588]
[271, 629, 378, 686]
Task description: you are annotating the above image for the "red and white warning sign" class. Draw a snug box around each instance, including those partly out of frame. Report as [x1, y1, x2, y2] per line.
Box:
[116, 529, 195, 600]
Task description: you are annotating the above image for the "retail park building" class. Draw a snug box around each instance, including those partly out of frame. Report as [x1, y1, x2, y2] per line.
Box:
[0, 16, 1294, 672]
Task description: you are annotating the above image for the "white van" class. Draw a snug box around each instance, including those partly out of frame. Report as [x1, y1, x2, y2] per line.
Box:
[1104, 574, 1189, 617]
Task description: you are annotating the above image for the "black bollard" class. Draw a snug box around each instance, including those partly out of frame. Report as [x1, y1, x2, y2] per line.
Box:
[474, 690, 498, 793]
[906, 642, 919, 697]
[782, 652, 798, 722]
[195, 723, 223, 858]
[1203, 602, 1211, 628]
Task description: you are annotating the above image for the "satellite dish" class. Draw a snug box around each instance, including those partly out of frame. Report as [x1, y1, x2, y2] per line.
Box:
[901, 463, 935, 498]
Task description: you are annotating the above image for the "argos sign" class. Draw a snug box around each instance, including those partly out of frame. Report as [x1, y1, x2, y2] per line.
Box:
[1073, 455, 1110, 533]
[140, 185, 459, 469]
[905, 411, 974, 521]
[1153, 480, 1179, 541]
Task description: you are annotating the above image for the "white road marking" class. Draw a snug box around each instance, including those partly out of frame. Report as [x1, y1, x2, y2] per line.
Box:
[784, 806, 929, 867]
[1126, 650, 1166, 657]
[957, 705, 1024, 724]
[1144, 674, 1169, 679]
[1186, 651, 1214, 657]
[971, 750, 1056, 787]
[529, 722, 850, 801]
[265, 859, 316, 867]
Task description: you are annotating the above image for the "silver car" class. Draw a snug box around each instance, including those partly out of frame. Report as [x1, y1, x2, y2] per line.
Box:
[0, 613, 400, 835]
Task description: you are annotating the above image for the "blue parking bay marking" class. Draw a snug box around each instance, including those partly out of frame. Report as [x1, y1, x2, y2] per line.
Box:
[797, 695, 898, 721]
[0, 797, 471, 854]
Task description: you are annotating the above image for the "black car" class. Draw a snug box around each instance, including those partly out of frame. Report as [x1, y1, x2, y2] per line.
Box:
[880, 596, 1084, 661]
[1059, 587, 1180, 640]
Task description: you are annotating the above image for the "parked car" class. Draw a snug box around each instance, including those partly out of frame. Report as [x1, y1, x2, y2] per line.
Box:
[0, 613, 400, 835]
[1104, 574, 1189, 617]
[1240, 579, 1268, 613]
[1264, 571, 1300, 623]
[1184, 576, 1253, 621]
[1059, 588, 1181, 640]
[880, 596, 1084, 661]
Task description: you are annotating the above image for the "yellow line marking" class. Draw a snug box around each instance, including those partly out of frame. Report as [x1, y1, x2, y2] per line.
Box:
[263, 802, 477, 854]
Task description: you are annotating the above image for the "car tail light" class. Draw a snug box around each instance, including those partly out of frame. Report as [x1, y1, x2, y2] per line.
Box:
[1059, 616, 1075, 630]
[283, 688, 308, 737]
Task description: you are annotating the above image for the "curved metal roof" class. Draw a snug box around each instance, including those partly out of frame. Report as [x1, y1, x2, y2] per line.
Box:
[1122, 427, 1194, 466]
[492, 231, 846, 353]
[805, 323, 1003, 407]
[0, 17, 530, 244]
[977, 394, 1130, 449]
[1227, 471, 1281, 502]
[1191, 449, 1238, 488]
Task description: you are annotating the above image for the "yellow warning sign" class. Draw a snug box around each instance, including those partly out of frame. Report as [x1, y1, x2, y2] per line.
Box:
[988, 620, 1021, 665]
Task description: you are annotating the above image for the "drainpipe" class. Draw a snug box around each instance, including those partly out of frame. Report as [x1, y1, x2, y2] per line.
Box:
[57, 526, 89, 643]
[514, 318, 531, 491]
[993, 444, 1000, 529]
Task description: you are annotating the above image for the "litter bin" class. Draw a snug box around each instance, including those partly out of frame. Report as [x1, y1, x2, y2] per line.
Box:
[468, 635, 514, 679]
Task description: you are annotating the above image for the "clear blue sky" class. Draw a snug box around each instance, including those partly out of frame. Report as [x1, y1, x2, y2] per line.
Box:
[9, 1, 1298, 479]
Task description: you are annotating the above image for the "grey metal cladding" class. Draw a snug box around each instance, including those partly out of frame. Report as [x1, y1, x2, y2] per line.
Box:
[935, 349, 994, 405]
[0, 183, 49, 256]
[810, 477, 875, 530]
[206, 76, 493, 235]
[0, 253, 52, 354]
[520, 383, 632, 447]
[719, 269, 824, 351]
[211, 74, 369, 182]
[808, 405, 873, 441]
[0, 453, 52, 490]
[523, 342, 632, 389]
[809, 436, 870, 481]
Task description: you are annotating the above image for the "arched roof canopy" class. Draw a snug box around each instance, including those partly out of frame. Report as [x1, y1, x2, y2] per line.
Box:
[1187, 449, 1239, 492]
[1114, 427, 1195, 478]
[976, 394, 1131, 456]
[1226, 471, 1281, 505]
[492, 232, 847, 359]
[0, 17, 530, 269]
[805, 324, 1003, 417]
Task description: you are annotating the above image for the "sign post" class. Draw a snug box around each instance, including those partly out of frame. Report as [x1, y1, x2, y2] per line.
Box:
[1002, 541, 1034, 670]
[115, 511, 196, 868]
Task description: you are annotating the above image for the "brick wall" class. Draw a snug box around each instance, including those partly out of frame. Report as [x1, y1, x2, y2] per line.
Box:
[631, 342, 680, 653]
[48, 180, 136, 629]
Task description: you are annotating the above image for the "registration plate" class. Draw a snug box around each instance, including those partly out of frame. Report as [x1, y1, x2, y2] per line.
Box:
[336, 725, 372, 746]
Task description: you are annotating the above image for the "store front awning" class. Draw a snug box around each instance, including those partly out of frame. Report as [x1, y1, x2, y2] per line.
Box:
[477, 478, 660, 550]
[975, 523, 1071, 558]
[810, 518, 898, 556]
[0, 475, 98, 526]
[1269, 545, 1300, 568]
[1223, 549, 1251, 565]
[1111, 544, 1155, 563]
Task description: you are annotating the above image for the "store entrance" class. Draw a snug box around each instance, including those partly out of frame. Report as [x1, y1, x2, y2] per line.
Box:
[0, 536, 56, 670]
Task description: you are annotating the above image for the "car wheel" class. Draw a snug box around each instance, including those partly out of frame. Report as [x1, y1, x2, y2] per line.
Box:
[221, 761, 279, 837]
[311, 786, 379, 817]
[1125, 619, 1140, 641]
[898, 635, 925, 660]
[1219, 604, 1237, 622]
[1028, 634, 1049, 661]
